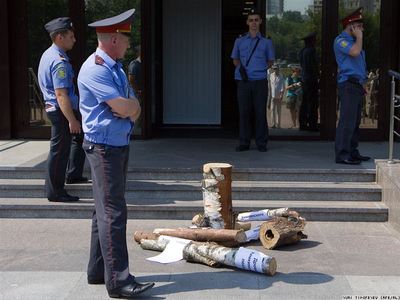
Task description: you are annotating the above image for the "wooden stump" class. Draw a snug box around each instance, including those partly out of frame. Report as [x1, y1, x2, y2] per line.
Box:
[259, 216, 307, 250]
[202, 163, 233, 229]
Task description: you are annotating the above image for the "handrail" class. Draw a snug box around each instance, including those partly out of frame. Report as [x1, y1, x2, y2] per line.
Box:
[28, 68, 45, 123]
[388, 70, 400, 79]
[388, 69, 400, 164]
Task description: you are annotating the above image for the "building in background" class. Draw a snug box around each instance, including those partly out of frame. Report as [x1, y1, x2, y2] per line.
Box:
[309, 0, 323, 14]
[266, 0, 284, 18]
[341, 0, 381, 14]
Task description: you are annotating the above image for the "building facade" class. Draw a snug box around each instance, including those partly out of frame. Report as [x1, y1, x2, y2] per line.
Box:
[1, 0, 400, 141]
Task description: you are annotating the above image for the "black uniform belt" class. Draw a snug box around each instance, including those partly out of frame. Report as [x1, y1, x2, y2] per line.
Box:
[346, 77, 362, 86]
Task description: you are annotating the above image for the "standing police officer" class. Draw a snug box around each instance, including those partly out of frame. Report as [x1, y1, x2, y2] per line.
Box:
[38, 17, 87, 202]
[299, 32, 319, 131]
[231, 9, 275, 152]
[334, 7, 371, 165]
[78, 9, 154, 298]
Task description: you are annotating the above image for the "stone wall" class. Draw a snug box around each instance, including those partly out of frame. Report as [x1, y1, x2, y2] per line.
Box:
[376, 160, 400, 232]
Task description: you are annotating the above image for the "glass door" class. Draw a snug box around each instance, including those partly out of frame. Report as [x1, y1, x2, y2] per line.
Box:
[266, 0, 322, 137]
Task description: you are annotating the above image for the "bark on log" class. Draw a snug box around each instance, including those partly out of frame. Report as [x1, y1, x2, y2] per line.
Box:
[133, 231, 160, 243]
[183, 242, 277, 276]
[259, 216, 307, 250]
[152, 227, 247, 245]
[202, 163, 233, 229]
[191, 214, 250, 231]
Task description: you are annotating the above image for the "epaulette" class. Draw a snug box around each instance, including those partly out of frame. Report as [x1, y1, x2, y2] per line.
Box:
[95, 55, 105, 65]
[59, 53, 66, 61]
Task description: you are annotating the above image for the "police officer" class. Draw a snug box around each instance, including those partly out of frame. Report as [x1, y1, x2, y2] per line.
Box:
[334, 7, 371, 164]
[299, 32, 319, 131]
[77, 9, 154, 298]
[231, 9, 275, 152]
[38, 17, 87, 202]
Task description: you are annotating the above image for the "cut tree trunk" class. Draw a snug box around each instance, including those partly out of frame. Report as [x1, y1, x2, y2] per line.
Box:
[259, 216, 307, 250]
[151, 227, 247, 246]
[183, 242, 277, 276]
[202, 163, 233, 229]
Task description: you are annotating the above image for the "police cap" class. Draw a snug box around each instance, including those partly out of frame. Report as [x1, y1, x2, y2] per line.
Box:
[44, 17, 73, 34]
[341, 7, 363, 28]
[89, 9, 135, 34]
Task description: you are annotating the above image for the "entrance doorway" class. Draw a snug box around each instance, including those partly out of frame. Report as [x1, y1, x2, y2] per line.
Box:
[162, 0, 222, 125]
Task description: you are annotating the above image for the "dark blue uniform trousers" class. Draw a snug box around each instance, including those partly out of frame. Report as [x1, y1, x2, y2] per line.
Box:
[335, 81, 363, 161]
[237, 79, 268, 147]
[45, 109, 85, 199]
[83, 140, 134, 291]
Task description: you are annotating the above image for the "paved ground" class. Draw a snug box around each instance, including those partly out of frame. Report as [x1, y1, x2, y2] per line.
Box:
[1, 139, 400, 299]
[1, 219, 400, 300]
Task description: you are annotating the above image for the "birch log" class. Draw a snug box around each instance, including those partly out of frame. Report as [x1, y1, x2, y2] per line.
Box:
[202, 163, 233, 229]
[259, 216, 307, 250]
[183, 242, 277, 276]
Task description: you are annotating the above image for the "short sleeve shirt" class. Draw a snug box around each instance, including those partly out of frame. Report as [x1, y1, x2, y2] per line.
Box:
[231, 32, 275, 81]
[334, 31, 367, 84]
[78, 48, 135, 146]
[37, 44, 79, 110]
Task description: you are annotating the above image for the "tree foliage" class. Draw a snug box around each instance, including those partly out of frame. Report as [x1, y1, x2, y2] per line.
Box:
[27, 0, 141, 72]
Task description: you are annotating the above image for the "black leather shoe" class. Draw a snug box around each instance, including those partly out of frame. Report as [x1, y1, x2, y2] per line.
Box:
[336, 158, 361, 165]
[66, 177, 88, 184]
[48, 194, 79, 202]
[257, 145, 267, 152]
[87, 277, 105, 285]
[352, 154, 371, 161]
[235, 145, 250, 152]
[108, 281, 155, 298]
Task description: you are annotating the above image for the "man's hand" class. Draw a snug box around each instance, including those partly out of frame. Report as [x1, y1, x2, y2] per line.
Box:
[351, 25, 363, 39]
[69, 119, 81, 134]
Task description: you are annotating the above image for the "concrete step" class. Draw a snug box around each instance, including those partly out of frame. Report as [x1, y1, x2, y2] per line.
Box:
[0, 167, 376, 182]
[0, 198, 387, 222]
[0, 179, 381, 201]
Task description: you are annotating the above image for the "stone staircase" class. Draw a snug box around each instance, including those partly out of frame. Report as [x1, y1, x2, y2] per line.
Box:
[0, 167, 387, 221]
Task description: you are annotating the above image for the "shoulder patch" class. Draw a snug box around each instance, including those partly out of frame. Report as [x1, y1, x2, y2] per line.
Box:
[339, 40, 349, 48]
[56, 67, 66, 79]
[95, 55, 105, 65]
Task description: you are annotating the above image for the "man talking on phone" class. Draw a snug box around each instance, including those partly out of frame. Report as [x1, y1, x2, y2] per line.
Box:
[334, 7, 370, 165]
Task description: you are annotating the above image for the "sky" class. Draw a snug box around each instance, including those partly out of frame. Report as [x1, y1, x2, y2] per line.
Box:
[284, 0, 313, 13]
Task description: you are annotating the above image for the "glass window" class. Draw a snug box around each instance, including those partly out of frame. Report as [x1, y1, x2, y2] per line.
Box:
[27, 0, 69, 127]
[266, 0, 322, 136]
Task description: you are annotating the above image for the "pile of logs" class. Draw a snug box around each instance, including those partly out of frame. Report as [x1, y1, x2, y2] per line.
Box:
[133, 163, 308, 276]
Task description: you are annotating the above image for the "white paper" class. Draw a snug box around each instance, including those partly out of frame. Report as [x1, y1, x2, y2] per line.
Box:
[146, 236, 192, 264]
[234, 247, 270, 273]
[244, 226, 260, 241]
[237, 209, 273, 222]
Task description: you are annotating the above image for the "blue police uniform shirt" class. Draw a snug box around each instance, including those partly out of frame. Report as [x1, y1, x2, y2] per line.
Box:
[334, 31, 367, 84]
[38, 44, 79, 110]
[78, 48, 136, 147]
[231, 32, 275, 81]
